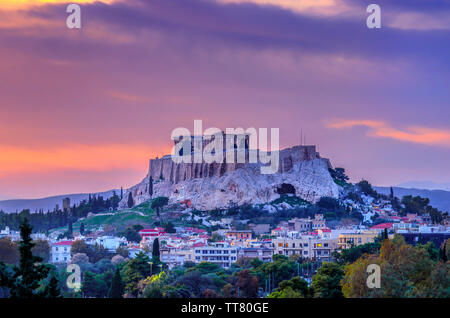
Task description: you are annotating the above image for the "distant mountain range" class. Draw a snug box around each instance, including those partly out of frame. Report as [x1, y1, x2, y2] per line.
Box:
[396, 181, 450, 191]
[375, 186, 450, 213]
[0, 190, 119, 213]
[1, 185, 448, 215]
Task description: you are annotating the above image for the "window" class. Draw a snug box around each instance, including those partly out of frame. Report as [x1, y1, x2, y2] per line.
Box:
[231, 250, 236, 253]
[278, 243, 283, 247]
[292, 243, 296, 248]
[303, 251, 308, 255]
[324, 243, 328, 247]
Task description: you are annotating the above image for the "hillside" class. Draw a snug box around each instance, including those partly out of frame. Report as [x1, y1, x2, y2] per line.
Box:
[375, 186, 450, 213]
[0, 189, 119, 213]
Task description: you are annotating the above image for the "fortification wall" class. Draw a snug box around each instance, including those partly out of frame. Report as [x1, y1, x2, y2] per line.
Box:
[148, 145, 320, 183]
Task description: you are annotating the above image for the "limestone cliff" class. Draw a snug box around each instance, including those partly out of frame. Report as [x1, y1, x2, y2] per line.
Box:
[119, 145, 340, 211]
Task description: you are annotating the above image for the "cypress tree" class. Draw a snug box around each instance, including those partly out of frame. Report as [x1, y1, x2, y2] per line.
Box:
[80, 222, 85, 235]
[108, 267, 124, 298]
[152, 238, 160, 262]
[127, 192, 134, 208]
[68, 219, 73, 235]
[120, 187, 123, 200]
[43, 275, 62, 298]
[10, 218, 50, 298]
[149, 177, 153, 196]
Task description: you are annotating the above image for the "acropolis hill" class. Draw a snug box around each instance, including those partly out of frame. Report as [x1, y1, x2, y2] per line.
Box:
[119, 138, 340, 211]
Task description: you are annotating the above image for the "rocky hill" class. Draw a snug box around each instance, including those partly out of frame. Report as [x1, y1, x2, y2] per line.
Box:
[119, 145, 340, 211]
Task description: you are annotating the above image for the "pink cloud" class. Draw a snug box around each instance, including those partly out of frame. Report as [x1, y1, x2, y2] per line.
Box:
[328, 119, 450, 147]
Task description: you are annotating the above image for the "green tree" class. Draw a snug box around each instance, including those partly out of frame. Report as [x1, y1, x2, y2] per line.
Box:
[43, 274, 62, 298]
[89, 243, 110, 263]
[342, 235, 442, 298]
[268, 286, 303, 298]
[235, 269, 259, 298]
[0, 238, 19, 265]
[274, 276, 309, 298]
[120, 226, 142, 244]
[82, 271, 97, 297]
[164, 222, 176, 234]
[8, 218, 51, 298]
[80, 222, 85, 235]
[328, 167, 349, 186]
[401, 195, 429, 214]
[151, 196, 169, 219]
[152, 238, 160, 262]
[108, 267, 124, 298]
[311, 262, 344, 298]
[149, 177, 153, 196]
[121, 252, 151, 297]
[32, 240, 50, 263]
[357, 180, 378, 197]
[68, 219, 73, 236]
[127, 192, 134, 208]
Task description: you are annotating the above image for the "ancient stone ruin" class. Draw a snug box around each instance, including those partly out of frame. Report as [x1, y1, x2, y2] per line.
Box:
[119, 134, 340, 211]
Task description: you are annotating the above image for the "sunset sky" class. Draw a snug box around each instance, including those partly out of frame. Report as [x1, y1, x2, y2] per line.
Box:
[0, 0, 449, 199]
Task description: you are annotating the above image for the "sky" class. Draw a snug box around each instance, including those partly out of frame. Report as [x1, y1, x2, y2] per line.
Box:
[0, 0, 449, 199]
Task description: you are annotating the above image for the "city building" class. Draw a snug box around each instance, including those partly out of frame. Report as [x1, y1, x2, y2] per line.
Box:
[337, 230, 380, 249]
[272, 236, 337, 262]
[51, 241, 73, 263]
[225, 230, 253, 240]
[237, 247, 273, 262]
[193, 242, 238, 268]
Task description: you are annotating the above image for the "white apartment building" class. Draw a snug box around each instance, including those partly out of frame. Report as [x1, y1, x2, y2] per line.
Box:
[193, 242, 238, 268]
[94, 236, 127, 252]
[160, 246, 195, 269]
[272, 236, 337, 262]
[51, 241, 73, 263]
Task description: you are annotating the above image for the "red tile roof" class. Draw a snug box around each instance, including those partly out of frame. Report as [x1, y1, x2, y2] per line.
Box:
[53, 241, 73, 246]
[371, 223, 393, 229]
